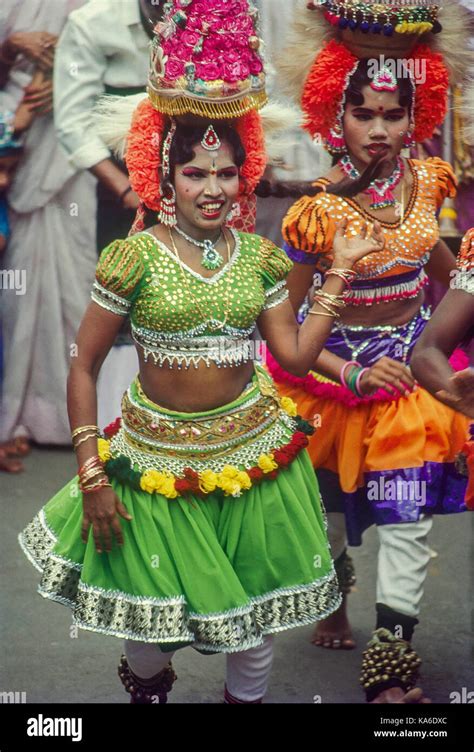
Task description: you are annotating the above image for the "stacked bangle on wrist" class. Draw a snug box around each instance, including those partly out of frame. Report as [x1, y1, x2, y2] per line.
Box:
[340, 361, 370, 398]
[78, 455, 111, 494]
[340, 361, 362, 388]
[308, 290, 347, 319]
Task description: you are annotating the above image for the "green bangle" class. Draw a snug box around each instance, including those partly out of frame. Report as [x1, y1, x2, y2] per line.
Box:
[346, 366, 363, 396]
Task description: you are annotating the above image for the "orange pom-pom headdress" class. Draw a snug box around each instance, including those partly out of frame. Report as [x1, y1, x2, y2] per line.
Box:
[301, 39, 450, 153]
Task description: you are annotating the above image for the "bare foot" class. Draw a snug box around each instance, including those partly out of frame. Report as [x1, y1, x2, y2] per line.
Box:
[1, 437, 31, 457]
[371, 687, 431, 704]
[0, 448, 24, 473]
[311, 595, 356, 649]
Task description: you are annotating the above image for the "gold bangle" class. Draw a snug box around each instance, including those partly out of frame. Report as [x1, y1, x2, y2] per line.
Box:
[308, 310, 336, 318]
[317, 291, 346, 307]
[73, 432, 98, 448]
[80, 469, 106, 484]
[311, 298, 340, 318]
[327, 267, 356, 278]
[71, 425, 99, 439]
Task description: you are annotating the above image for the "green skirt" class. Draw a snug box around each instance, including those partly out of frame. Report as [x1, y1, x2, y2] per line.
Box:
[19, 365, 341, 654]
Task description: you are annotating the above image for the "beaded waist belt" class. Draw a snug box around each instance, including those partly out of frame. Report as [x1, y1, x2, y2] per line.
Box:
[344, 268, 428, 307]
[131, 322, 262, 368]
[98, 364, 314, 499]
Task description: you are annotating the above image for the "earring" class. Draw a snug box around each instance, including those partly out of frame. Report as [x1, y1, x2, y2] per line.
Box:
[326, 122, 346, 154]
[226, 202, 240, 223]
[158, 184, 177, 227]
[402, 130, 415, 148]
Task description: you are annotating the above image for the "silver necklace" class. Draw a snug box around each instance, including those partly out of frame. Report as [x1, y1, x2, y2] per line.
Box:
[174, 226, 224, 271]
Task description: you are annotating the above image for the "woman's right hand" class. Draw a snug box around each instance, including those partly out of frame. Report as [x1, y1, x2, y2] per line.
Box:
[358, 356, 416, 398]
[81, 486, 133, 553]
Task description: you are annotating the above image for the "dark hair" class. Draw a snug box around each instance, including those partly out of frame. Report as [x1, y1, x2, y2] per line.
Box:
[164, 121, 246, 183]
[256, 58, 413, 201]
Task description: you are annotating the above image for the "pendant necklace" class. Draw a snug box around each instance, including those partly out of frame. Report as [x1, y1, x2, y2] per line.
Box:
[174, 225, 224, 271]
[339, 154, 405, 211]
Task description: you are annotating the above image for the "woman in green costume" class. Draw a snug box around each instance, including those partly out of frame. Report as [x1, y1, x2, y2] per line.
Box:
[19, 112, 386, 703]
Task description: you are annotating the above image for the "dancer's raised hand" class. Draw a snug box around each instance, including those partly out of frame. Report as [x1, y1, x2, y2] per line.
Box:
[333, 219, 385, 269]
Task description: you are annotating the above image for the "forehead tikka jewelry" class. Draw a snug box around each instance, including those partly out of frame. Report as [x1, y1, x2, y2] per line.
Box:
[201, 125, 221, 152]
[370, 65, 398, 93]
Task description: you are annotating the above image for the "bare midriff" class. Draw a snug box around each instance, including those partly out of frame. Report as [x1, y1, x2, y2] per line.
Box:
[137, 353, 255, 412]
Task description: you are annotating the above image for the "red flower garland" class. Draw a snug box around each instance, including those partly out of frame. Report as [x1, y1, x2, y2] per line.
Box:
[101, 419, 309, 498]
[300, 40, 450, 145]
[125, 100, 266, 211]
[103, 417, 122, 439]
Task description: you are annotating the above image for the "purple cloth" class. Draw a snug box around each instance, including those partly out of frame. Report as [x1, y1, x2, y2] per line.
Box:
[317, 463, 467, 547]
[322, 307, 430, 367]
[283, 242, 316, 265]
[312, 307, 468, 543]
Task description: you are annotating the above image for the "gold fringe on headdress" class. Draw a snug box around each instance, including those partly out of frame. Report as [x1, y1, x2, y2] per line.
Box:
[146, 89, 268, 120]
[92, 93, 297, 161]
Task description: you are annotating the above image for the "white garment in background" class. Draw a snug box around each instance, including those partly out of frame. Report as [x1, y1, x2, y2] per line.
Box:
[327, 512, 434, 618]
[258, 0, 330, 182]
[54, 0, 148, 426]
[0, 0, 97, 444]
[53, 0, 150, 171]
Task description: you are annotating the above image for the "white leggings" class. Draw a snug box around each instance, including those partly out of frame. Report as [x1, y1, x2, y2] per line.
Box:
[124, 635, 274, 702]
[327, 511, 434, 618]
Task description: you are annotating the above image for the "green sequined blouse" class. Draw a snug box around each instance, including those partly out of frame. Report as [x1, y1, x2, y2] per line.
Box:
[91, 229, 293, 368]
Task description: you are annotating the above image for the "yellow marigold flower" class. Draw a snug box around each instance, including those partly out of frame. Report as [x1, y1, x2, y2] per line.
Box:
[199, 469, 218, 494]
[219, 465, 240, 479]
[219, 478, 243, 497]
[280, 396, 298, 417]
[140, 469, 164, 494]
[97, 438, 111, 462]
[258, 453, 278, 473]
[236, 470, 252, 490]
[159, 474, 179, 499]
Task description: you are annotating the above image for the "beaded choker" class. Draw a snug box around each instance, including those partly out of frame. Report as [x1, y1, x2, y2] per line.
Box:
[339, 155, 405, 210]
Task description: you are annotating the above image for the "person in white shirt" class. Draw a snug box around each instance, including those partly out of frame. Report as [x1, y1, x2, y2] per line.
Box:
[0, 0, 98, 447]
[53, 0, 166, 428]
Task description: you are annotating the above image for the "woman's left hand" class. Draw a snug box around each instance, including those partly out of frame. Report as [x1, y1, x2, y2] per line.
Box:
[332, 219, 386, 269]
[436, 368, 474, 418]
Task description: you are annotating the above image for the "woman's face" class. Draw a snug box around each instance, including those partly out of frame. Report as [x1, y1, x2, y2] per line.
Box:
[173, 140, 240, 236]
[343, 85, 410, 170]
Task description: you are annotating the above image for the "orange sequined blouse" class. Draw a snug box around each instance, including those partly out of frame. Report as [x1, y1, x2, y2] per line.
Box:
[282, 158, 457, 306]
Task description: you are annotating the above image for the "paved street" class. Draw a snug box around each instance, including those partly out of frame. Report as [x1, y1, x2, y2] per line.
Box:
[1, 445, 472, 704]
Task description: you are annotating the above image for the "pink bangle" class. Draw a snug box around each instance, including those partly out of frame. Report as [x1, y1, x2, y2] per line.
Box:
[340, 360, 361, 388]
[355, 367, 370, 397]
[326, 269, 353, 291]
